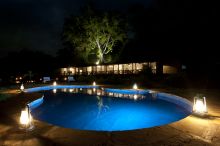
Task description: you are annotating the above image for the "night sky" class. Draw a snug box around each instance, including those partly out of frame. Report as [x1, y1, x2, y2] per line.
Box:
[0, 0, 152, 57]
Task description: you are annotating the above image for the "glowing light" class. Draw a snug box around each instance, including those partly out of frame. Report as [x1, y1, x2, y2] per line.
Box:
[134, 94, 138, 100]
[19, 106, 33, 130]
[133, 83, 138, 90]
[53, 81, 57, 86]
[93, 81, 96, 86]
[69, 89, 73, 92]
[20, 109, 30, 125]
[20, 105, 34, 130]
[93, 88, 96, 92]
[20, 77, 22, 80]
[20, 84, 24, 91]
[97, 91, 101, 96]
[64, 77, 67, 81]
[193, 96, 207, 114]
[53, 89, 57, 93]
[96, 61, 99, 65]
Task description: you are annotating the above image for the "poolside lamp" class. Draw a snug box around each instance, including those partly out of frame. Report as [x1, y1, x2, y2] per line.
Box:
[20, 84, 24, 91]
[193, 94, 207, 114]
[20, 105, 34, 130]
[53, 81, 57, 86]
[93, 81, 96, 86]
[133, 83, 138, 90]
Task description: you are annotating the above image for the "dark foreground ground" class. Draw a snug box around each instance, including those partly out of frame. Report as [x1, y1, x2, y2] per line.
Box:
[0, 85, 220, 146]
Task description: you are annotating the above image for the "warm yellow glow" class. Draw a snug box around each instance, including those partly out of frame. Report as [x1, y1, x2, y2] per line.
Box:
[20, 77, 22, 80]
[69, 89, 73, 92]
[53, 81, 57, 86]
[64, 77, 67, 81]
[69, 67, 73, 71]
[96, 61, 99, 65]
[194, 99, 207, 113]
[20, 109, 31, 125]
[133, 83, 138, 90]
[93, 88, 96, 92]
[20, 84, 24, 91]
[93, 81, 96, 86]
[193, 97, 207, 114]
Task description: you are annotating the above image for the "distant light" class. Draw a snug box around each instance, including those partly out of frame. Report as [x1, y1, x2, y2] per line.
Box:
[53, 81, 57, 86]
[53, 89, 57, 93]
[20, 77, 22, 80]
[193, 95, 207, 114]
[20, 84, 24, 91]
[69, 89, 73, 92]
[93, 81, 96, 86]
[93, 88, 96, 92]
[64, 77, 67, 81]
[96, 61, 99, 65]
[133, 83, 138, 90]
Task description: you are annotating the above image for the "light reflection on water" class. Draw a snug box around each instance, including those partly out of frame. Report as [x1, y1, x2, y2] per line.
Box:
[58, 88, 147, 101]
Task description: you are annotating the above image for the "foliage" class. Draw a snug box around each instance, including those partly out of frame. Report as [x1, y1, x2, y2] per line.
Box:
[63, 10, 127, 64]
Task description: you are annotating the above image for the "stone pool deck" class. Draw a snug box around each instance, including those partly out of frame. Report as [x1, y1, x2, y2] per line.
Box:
[0, 88, 220, 146]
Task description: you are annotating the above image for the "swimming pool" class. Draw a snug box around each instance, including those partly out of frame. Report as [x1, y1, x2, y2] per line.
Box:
[27, 86, 192, 131]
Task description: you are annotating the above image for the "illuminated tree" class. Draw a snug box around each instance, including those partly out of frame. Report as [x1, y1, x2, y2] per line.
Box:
[63, 12, 127, 64]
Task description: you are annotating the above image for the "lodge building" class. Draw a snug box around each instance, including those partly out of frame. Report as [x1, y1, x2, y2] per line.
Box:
[60, 62, 178, 76]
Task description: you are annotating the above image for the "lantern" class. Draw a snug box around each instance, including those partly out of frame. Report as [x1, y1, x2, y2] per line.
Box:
[193, 95, 207, 114]
[19, 105, 34, 130]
